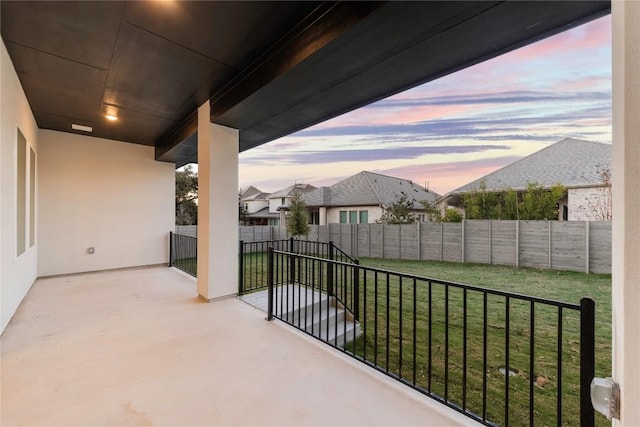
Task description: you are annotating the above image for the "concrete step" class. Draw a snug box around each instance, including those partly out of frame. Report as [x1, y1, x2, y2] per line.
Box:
[240, 285, 362, 347]
[277, 288, 362, 347]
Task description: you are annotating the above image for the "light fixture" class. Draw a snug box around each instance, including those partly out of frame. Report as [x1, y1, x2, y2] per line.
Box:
[72, 124, 93, 132]
[105, 114, 118, 121]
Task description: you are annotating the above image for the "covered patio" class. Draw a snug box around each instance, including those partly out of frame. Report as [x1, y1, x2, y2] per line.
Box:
[2, 1, 639, 425]
[1, 266, 469, 426]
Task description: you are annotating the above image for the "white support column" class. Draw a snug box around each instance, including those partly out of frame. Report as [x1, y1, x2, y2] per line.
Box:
[197, 101, 239, 301]
[319, 207, 327, 226]
[612, 2, 640, 425]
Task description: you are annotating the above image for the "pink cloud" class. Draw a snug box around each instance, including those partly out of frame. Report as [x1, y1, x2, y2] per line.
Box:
[507, 15, 611, 62]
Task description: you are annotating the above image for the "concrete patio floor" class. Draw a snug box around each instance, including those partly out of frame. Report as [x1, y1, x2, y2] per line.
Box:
[1, 266, 473, 426]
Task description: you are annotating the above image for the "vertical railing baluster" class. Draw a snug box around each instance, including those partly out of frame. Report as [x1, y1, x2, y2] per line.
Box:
[505, 296, 511, 427]
[557, 306, 563, 427]
[463, 288, 468, 411]
[580, 297, 596, 427]
[267, 247, 274, 321]
[327, 258, 332, 343]
[483, 292, 488, 422]
[354, 260, 360, 321]
[385, 272, 390, 373]
[428, 280, 432, 394]
[238, 240, 244, 295]
[412, 277, 417, 387]
[328, 242, 334, 297]
[374, 271, 378, 367]
[304, 255, 308, 331]
[363, 269, 368, 362]
[530, 300, 535, 427]
[169, 231, 174, 267]
[445, 285, 449, 402]
[399, 276, 403, 379]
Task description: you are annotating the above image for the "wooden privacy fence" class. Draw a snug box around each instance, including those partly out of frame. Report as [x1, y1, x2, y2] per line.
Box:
[181, 220, 611, 274]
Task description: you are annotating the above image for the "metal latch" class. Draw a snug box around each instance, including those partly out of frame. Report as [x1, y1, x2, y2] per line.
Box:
[590, 377, 620, 420]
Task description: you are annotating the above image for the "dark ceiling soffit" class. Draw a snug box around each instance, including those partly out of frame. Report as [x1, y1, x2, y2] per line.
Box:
[155, 111, 197, 161]
[237, 2, 611, 152]
[208, 1, 383, 121]
[154, 1, 382, 162]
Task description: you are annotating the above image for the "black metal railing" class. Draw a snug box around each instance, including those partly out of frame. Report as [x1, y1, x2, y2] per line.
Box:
[266, 248, 596, 427]
[169, 231, 197, 277]
[238, 238, 358, 296]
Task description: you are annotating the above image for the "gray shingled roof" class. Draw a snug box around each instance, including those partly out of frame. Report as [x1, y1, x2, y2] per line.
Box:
[268, 183, 316, 199]
[242, 192, 269, 201]
[449, 138, 611, 195]
[247, 207, 279, 219]
[303, 171, 440, 209]
[240, 185, 262, 199]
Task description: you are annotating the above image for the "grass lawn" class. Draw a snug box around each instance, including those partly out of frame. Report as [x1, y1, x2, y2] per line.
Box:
[349, 258, 611, 427]
[233, 251, 612, 426]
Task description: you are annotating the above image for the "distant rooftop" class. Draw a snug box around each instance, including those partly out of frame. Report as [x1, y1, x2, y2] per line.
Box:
[268, 183, 316, 199]
[240, 186, 262, 200]
[304, 171, 440, 209]
[448, 138, 611, 195]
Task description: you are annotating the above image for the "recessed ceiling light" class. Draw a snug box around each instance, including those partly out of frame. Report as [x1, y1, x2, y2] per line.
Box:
[72, 124, 93, 132]
[105, 114, 118, 121]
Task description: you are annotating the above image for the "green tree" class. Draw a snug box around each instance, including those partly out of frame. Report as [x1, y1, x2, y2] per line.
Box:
[501, 188, 520, 220]
[176, 165, 198, 225]
[378, 193, 416, 224]
[420, 200, 442, 222]
[463, 180, 565, 220]
[442, 208, 463, 222]
[463, 180, 500, 219]
[287, 194, 309, 238]
[519, 182, 565, 220]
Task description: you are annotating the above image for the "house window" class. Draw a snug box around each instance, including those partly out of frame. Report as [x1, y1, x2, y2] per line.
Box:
[309, 212, 319, 225]
[359, 210, 368, 224]
[29, 147, 36, 248]
[281, 197, 286, 205]
[349, 210, 357, 224]
[339, 211, 348, 223]
[17, 128, 26, 256]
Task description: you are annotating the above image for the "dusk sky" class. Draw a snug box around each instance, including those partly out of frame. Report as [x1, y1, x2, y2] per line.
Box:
[238, 15, 611, 196]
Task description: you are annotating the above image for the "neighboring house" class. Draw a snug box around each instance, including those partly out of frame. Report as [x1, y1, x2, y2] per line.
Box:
[303, 171, 440, 225]
[267, 183, 317, 226]
[440, 138, 611, 221]
[242, 192, 277, 226]
[240, 185, 261, 200]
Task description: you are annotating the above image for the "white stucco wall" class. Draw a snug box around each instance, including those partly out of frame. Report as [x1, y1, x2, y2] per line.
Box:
[568, 186, 611, 221]
[246, 199, 268, 214]
[612, 2, 640, 424]
[269, 197, 284, 214]
[1, 40, 40, 333]
[326, 206, 383, 224]
[37, 130, 174, 276]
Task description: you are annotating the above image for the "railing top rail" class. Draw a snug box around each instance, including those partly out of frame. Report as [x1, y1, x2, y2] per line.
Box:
[331, 242, 358, 264]
[271, 249, 581, 310]
[172, 232, 197, 238]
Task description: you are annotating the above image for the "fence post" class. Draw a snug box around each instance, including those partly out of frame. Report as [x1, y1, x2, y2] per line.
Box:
[238, 240, 244, 295]
[267, 247, 274, 321]
[515, 221, 520, 267]
[353, 259, 360, 321]
[461, 220, 465, 263]
[580, 297, 596, 427]
[585, 221, 590, 274]
[169, 231, 174, 267]
[289, 237, 295, 285]
[328, 241, 335, 296]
